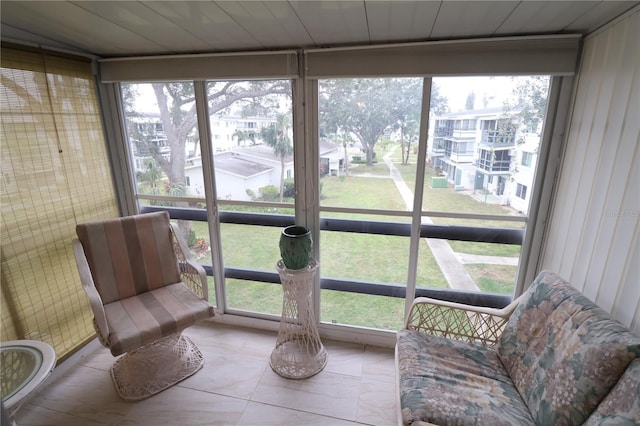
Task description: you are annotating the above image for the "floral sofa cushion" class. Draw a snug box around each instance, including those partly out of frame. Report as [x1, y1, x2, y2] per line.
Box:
[497, 271, 640, 426]
[584, 358, 640, 425]
[397, 329, 535, 426]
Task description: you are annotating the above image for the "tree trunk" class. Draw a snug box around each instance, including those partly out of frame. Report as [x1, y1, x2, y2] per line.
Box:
[366, 144, 374, 166]
[279, 156, 286, 202]
[152, 84, 192, 243]
[343, 142, 349, 176]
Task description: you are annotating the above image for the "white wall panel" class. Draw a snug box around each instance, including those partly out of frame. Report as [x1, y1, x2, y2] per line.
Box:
[618, 234, 639, 336]
[541, 34, 598, 277]
[541, 9, 640, 332]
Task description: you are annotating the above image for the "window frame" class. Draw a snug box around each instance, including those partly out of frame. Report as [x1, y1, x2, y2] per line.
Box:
[97, 38, 577, 345]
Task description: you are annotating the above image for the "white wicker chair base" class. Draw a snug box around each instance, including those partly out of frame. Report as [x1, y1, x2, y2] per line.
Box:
[270, 339, 327, 379]
[110, 333, 204, 401]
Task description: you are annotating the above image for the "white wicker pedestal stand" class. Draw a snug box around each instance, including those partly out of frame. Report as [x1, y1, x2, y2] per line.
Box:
[270, 258, 327, 379]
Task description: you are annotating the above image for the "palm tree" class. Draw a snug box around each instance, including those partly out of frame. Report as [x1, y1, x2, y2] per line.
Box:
[261, 114, 293, 202]
[137, 159, 163, 195]
[233, 129, 248, 147]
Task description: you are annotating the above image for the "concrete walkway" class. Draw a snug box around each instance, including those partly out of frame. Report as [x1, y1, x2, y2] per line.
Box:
[350, 148, 518, 291]
[380, 149, 481, 291]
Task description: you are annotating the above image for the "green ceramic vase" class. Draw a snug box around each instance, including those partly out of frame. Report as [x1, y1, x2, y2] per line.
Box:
[279, 225, 312, 270]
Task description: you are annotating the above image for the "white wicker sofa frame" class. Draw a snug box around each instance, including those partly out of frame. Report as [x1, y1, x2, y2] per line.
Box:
[395, 294, 523, 426]
[395, 271, 640, 426]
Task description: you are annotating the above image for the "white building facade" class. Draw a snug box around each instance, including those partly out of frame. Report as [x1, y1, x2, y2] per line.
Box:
[428, 107, 540, 215]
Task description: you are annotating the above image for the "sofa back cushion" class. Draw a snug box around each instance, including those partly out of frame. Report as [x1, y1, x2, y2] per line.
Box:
[497, 270, 640, 426]
[583, 358, 640, 425]
[76, 211, 181, 304]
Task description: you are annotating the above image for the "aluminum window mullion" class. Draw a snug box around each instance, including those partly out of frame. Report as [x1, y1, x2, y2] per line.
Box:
[405, 78, 432, 316]
[96, 82, 138, 216]
[194, 81, 226, 313]
[518, 75, 575, 295]
[139, 205, 523, 244]
[303, 75, 322, 322]
[320, 206, 528, 223]
[320, 206, 412, 217]
[139, 199, 529, 223]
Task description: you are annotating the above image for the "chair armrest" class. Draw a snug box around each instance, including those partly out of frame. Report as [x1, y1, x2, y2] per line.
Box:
[170, 223, 209, 301]
[403, 293, 525, 347]
[72, 239, 110, 343]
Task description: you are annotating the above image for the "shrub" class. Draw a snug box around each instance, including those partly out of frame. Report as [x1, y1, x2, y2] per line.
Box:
[259, 185, 279, 201]
[283, 178, 295, 198]
[187, 228, 197, 247]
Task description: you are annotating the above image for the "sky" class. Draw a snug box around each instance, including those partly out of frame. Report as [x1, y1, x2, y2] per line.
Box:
[132, 76, 522, 115]
[434, 76, 516, 112]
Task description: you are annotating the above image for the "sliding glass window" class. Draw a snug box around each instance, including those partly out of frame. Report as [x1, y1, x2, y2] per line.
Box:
[316, 75, 550, 331]
[318, 77, 423, 331]
[421, 76, 549, 295]
[121, 82, 214, 304]
[206, 80, 294, 317]
[121, 80, 294, 316]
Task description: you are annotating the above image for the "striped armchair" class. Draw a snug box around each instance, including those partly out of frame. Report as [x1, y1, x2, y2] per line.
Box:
[73, 211, 214, 401]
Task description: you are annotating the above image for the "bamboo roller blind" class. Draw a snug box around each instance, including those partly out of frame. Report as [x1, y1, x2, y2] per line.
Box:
[1, 46, 119, 360]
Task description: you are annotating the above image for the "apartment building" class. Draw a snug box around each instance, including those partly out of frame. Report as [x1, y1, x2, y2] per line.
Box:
[429, 107, 539, 214]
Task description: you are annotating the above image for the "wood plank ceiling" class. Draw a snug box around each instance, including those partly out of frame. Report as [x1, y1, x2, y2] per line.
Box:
[1, 1, 638, 57]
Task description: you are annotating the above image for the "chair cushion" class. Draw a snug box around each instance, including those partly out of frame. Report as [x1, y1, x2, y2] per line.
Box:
[497, 271, 640, 426]
[104, 282, 214, 356]
[397, 329, 534, 426]
[76, 211, 181, 304]
[583, 358, 640, 425]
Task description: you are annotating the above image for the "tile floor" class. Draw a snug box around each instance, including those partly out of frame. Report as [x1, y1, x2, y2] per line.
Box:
[14, 323, 398, 426]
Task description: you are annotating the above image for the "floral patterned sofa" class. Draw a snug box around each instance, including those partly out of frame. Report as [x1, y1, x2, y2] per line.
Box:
[395, 270, 640, 426]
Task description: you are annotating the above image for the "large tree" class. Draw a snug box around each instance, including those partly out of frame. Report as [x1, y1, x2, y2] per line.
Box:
[465, 91, 476, 110]
[319, 78, 448, 166]
[511, 76, 550, 133]
[126, 81, 290, 190]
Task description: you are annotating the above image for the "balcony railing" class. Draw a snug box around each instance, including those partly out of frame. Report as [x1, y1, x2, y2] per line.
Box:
[141, 205, 521, 309]
[432, 138, 446, 153]
[434, 128, 450, 137]
[475, 158, 511, 172]
[481, 130, 516, 146]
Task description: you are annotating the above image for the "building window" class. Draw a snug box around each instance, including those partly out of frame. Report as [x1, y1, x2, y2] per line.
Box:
[516, 183, 528, 199]
[521, 151, 533, 167]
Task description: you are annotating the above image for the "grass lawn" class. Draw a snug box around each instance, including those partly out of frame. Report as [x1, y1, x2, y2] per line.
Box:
[465, 264, 518, 294]
[225, 279, 282, 315]
[397, 164, 525, 227]
[448, 241, 521, 257]
[348, 162, 389, 176]
[320, 290, 405, 330]
[320, 174, 406, 211]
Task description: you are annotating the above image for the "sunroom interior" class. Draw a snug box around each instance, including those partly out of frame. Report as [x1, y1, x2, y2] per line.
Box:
[1, 1, 639, 425]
